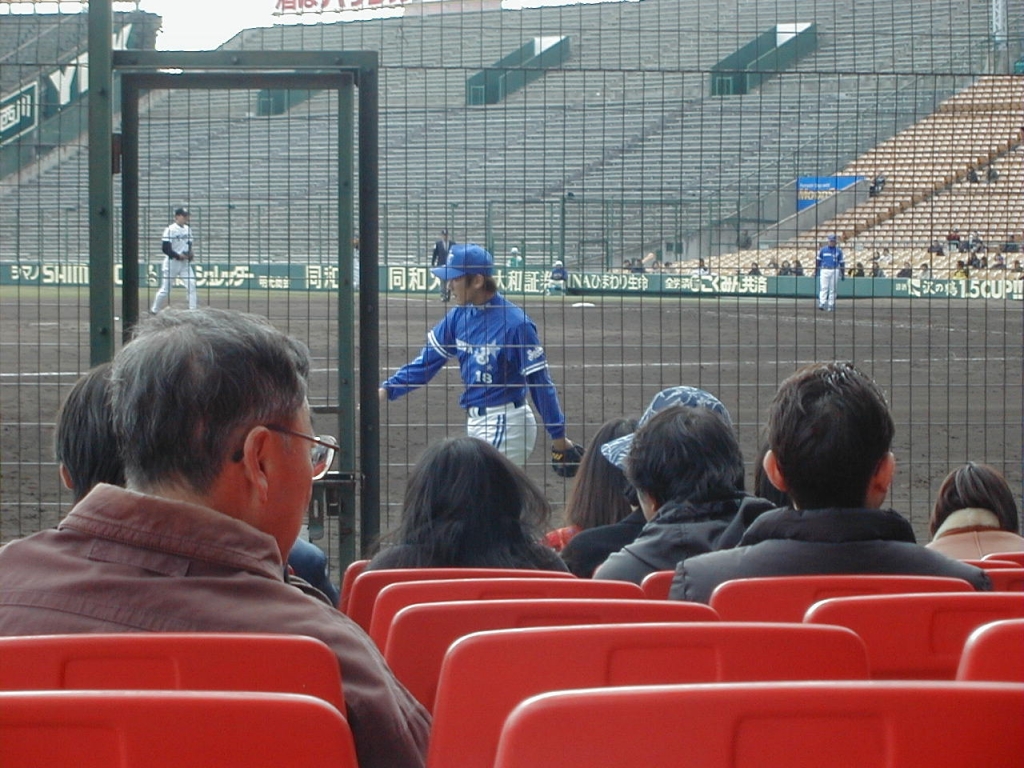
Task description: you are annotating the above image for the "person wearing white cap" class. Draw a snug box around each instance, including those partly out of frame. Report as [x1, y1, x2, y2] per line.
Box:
[380, 243, 580, 469]
[814, 233, 845, 311]
[507, 246, 524, 269]
[151, 207, 198, 313]
[547, 260, 568, 295]
[590, 387, 774, 585]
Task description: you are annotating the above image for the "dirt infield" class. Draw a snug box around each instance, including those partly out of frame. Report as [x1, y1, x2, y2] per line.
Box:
[2, 287, 1021, 571]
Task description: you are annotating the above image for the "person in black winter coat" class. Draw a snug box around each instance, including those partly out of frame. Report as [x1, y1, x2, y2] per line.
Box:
[671, 362, 990, 602]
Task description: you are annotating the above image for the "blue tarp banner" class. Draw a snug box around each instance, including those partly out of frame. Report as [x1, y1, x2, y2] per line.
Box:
[796, 175, 863, 210]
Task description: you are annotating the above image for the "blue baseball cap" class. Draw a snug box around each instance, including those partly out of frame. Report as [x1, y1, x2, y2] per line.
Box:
[600, 386, 733, 470]
[432, 244, 493, 281]
[827, 233, 837, 242]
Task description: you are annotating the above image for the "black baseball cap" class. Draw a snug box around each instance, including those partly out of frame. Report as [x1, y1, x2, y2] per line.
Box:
[174, 207, 189, 217]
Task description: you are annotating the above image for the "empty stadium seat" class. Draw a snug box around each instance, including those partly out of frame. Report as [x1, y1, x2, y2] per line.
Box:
[709, 574, 975, 622]
[980, 568, 1024, 592]
[338, 559, 369, 612]
[804, 592, 1024, 679]
[0, 690, 358, 767]
[956, 619, 1024, 682]
[958, 558, 1020, 569]
[641, 570, 675, 599]
[492, 681, 1024, 768]
[428, 622, 869, 768]
[345, 567, 575, 630]
[0, 633, 345, 713]
[368, 577, 643, 648]
[983, 551, 1024, 566]
[384, 598, 718, 711]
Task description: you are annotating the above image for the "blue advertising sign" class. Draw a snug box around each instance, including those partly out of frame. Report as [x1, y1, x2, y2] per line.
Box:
[797, 175, 862, 210]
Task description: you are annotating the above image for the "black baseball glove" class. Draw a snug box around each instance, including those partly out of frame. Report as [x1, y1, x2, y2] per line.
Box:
[551, 443, 585, 478]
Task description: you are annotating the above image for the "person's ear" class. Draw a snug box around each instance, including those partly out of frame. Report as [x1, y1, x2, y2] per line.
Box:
[762, 449, 789, 492]
[59, 464, 74, 492]
[238, 426, 274, 504]
[865, 452, 895, 508]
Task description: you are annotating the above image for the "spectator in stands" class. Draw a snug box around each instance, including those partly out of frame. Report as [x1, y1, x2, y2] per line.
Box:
[748, 262, 762, 276]
[767, 259, 779, 275]
[878, 247, 892, 263]
[967, 231, 985, 254]
[991, 254, 1007, 270]
[737, 230, 753, 249]
[979, 254, 989, 269]
[967, 167, 981, 183]
[896, 261, 913, 278]
[753, 441, 790, 510]
[691, 258, 711, 277]
[919, 263, 932, 279]
[631, 258, 647, 274]
[592, 389, 774, 586]
[367, 436, 567, 573]
[550, 418, 640, 573]
[952, 260, 969, 279]
[53, 361, 341, 607]
[946, 228, 962, 251]
[928, 240, 945, 257]
[849, 262, 865, 278]
[778, 260, 794, 276]
[1001, 235, 1020, 254]
[670, 362, 991, 603]
[792, 259, 805, 276]
[967, 253, 982, 270]
[926, 463, 1024, 559]
[870, 258, 885, 278]
[0, 309, 431, 768]
[986, 165, 999, 183]
[507, 246, 524, 269]
[1011, 259, 1023, 273]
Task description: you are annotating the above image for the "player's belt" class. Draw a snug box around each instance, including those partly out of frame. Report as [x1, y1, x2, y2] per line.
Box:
[467, 398, 525, 417]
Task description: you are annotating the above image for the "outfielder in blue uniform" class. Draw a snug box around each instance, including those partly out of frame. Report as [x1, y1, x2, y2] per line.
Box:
[380, 244, 579, 467]
[815, 233, 845, 311]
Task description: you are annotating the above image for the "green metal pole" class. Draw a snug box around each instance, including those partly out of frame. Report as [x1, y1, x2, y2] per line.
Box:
[88, 0, 116, 364]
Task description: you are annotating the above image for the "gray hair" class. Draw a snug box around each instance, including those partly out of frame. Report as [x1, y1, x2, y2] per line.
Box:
[110, 308, 311, 494]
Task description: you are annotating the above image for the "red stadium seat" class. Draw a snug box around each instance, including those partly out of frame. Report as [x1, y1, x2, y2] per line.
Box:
[805, 592, 1024, 679]
[384, 598, 718, 711]
[958, 558, 1019, 569]
[709, 574, 975, 622]
[368, 577, 643, 648]
[428, 622, 869, 768]
[492, 682, 1024, 768]
[957, 619, 1024, 682]
[983, 551, 1024, 566]
[338, 559, 369, 612]
[641, 570, 675, 599]
[0, 690, 357, 768]
[0, 633, 345, 713]
[345, 567, 575, 630]
[985, 568, 1024, 591]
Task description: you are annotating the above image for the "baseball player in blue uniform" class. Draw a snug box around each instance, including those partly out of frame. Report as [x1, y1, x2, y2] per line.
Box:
[151, 207, 198, 313]
[815, 233, 845, 311]
[379, 244, 579, 468]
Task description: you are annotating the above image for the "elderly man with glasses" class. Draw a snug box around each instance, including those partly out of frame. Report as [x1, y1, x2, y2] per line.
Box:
[0, 308, 430, 768]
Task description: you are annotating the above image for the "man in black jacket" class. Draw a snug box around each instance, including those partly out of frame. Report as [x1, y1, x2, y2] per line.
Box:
[671, 362, 990, 602]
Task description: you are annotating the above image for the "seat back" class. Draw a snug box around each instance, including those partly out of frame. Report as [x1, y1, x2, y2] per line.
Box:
[710, 574, 975, 622]
[369, 578, 643, 647]
[983, 551, 1024, 566]
[805, 592, 1024, 679]
[0, 633, 345, 713]
[0, 690, 358, 767]
[428, 622, 869, 768]
[985, 568, 1024, 591]
[957, 619, 1024, 681]
[385, 598, 718, 711]
[641, 570, 675, 599]
[959, 558, 1019, 569]
[338, 559, 370, 612]
[346, 567, 575, 630]
[493, 682, 1024, 768]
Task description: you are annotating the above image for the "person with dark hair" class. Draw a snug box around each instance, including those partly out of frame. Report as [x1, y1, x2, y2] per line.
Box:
[0, 308, 430, 768]
[431, 227, 454, 301]
[380, 244, 580, 469]
[151, 207, 198, 313]
[671, 362, 990, 602]
[546, 418, 638, 554]
[592, 401, 774, 586]
[926, 463, 1024, 559]
[367, 437, 567, 572]
[896, 261, 913, 278]
[53, 363, 125, 501]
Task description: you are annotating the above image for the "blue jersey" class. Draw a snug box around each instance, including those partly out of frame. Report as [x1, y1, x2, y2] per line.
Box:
[382, 294, 567, 438]
[816, 245, 845, 272]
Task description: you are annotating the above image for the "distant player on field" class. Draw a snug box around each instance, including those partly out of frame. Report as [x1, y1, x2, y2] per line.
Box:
[151, 207, 198, 313]
[380, 243, 583, 474]
[815, 233, 844, 312]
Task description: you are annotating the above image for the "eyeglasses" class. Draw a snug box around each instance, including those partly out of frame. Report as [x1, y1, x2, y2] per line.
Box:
[231, 424, 338, 480]
[263, 424, 339, 480]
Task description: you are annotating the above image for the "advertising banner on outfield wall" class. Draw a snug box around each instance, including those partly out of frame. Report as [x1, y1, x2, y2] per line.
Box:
[2, 261, 1022, 301]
